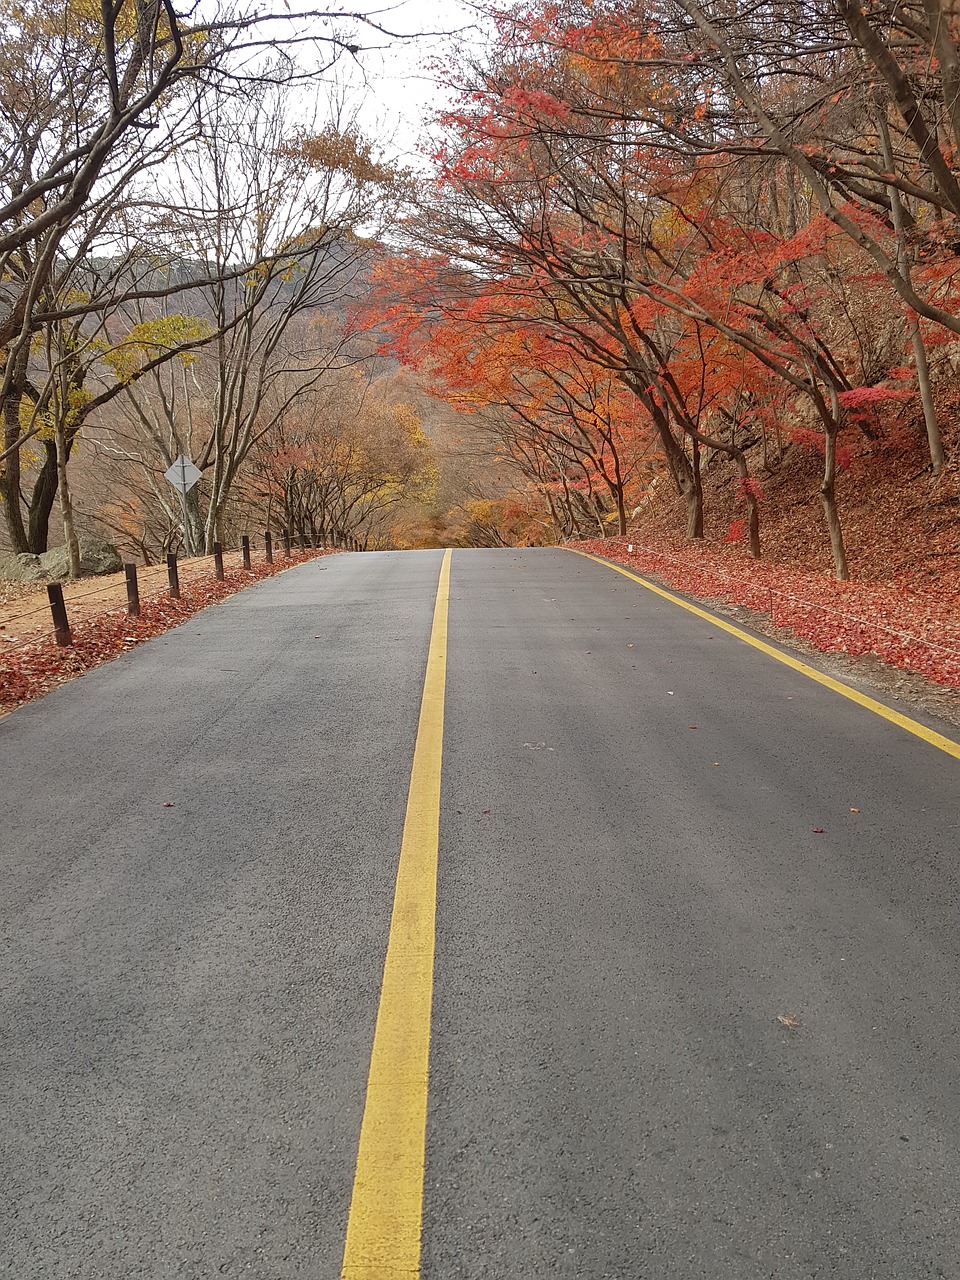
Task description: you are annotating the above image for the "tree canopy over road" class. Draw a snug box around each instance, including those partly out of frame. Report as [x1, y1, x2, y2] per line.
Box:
[1, 0, 958, 591]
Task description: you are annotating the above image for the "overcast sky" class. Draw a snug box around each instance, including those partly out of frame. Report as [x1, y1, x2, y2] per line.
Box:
[343, 0, 482, 164]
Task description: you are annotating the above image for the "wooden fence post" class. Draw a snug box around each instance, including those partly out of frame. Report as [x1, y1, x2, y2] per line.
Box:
[124, 563, 140, 617]
[46, 583, 72, 646]
[213, 542, 224, 581]
[242, 536, 251, 570]
[264, 530, 273, 564]
[167, 553, 180, 600]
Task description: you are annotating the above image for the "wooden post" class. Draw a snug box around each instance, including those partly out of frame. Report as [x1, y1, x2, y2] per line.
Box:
[213, 542, 224, 581]
[283, 528, 292, 558]
[242, 535, 251, 570]
[124, 563, 140, 617]
[264, 530, 273, 564]
[167, 553, 180, 600]
[46, 583, 72, 646]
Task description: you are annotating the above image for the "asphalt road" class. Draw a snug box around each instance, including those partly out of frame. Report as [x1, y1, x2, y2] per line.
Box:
[2, 547, 959, 1279]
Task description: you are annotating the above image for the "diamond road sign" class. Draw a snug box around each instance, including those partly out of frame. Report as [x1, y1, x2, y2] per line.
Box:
[164, 454, 202, 494]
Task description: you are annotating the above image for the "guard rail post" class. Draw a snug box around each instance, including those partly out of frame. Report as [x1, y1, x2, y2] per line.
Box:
[46, 583, 72, 646]
[124, 563, 140, 617]
[167, 553, 180, 600]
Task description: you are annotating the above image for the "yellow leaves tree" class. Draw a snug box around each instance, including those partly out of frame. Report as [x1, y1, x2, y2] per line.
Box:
[98, 315, 211, 384]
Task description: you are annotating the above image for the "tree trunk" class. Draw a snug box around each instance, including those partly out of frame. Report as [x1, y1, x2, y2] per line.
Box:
[593, 496, 606, 538]
[685, 439, 704, 539]
[682, 475, 703, 538]
[1, 387, 29, 552]
[605, 432, 628, 536]
[907, 313, 944, 473]
[821, 425, 850, 580]
[27, 441, 61, 554]
[635, 382, 706, 541]
[609, 451, 627, 536]
[184, 486, 203, 557]
[733, 450, 761, 557]
[55, 423, 81, 577]
[664, 428, 704, 539]
[877, 102, 945, 472]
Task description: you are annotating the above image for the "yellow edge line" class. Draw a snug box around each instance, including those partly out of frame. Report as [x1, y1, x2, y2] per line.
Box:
[341, 547, 452, 1280]
[568, 548, 960, 762]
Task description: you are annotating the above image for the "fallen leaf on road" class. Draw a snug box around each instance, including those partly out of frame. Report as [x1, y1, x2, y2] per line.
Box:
[163, 802, 175, 808]
[812, 827, 824, 834]
[627, 643, 634, 648]
[849, 807, 860, 813]
[689, 725, 698, 730]
[777, 1014, 801, 1029]
[713, 762, 721, 766]
[482, 809, 491, 815]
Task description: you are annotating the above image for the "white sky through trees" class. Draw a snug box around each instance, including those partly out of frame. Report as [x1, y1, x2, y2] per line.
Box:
[344, 0, 480, 163]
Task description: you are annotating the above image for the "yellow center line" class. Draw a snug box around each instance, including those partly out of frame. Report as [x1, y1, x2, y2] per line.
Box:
[341, 547, 452, 1280]
[569, 548, 960, 762]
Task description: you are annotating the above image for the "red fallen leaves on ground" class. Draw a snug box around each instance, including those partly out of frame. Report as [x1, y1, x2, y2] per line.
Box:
[0, 550, 336, 716]
[574, 534, 960, 688]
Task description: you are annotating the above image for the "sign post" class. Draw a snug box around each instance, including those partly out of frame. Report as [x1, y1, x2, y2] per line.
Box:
[163, 454, 202, 557]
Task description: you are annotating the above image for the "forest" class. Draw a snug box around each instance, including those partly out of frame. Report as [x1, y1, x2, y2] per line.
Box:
[1, 0, 959, 589]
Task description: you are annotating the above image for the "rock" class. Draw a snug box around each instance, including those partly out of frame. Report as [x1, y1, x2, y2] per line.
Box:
[0, 552, 45, 582]
[39, 538, 122, 580]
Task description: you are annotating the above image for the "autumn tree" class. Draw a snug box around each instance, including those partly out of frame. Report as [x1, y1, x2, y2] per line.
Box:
[244, 366, 439, 549]
[0, 0, 409, 562]
[370, 259, 660, 537]
[389, 0, 950, 575]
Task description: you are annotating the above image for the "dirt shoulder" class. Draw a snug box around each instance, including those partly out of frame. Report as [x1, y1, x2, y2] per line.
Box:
[1, 551, 255, 646]
[0, 548, 338, 717]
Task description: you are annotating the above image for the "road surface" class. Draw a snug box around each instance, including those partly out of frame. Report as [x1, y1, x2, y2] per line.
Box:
[2, 547, 959, 1279]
